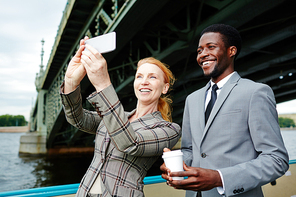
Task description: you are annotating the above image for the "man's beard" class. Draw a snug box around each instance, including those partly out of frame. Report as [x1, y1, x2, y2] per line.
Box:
[204, 64, 221, 79]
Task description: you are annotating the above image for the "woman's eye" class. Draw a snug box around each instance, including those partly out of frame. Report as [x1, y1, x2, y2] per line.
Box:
[136, 75, 142, 78]
[150, 76, 156, 79]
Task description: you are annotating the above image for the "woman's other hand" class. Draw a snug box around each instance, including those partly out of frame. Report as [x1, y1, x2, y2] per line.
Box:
[81, 44, 111, 92]
[64, 37, 89, 94]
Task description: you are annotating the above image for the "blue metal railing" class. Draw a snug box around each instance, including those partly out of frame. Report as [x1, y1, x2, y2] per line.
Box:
[0, 175, 165, 197]
[289, 159, 296, 164]
[1, 160, 295, 197]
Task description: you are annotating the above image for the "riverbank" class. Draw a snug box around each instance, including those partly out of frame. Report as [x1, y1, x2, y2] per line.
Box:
[280, 127, 296, 131]
[0, 126, 28, 133]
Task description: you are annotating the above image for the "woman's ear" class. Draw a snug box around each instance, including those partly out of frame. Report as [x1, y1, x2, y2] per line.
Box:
[229, 46, 237, 57]
[162, 83, 170, 94]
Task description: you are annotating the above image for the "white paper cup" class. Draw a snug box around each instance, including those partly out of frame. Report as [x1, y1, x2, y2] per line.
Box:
[162, 150, 184, 180]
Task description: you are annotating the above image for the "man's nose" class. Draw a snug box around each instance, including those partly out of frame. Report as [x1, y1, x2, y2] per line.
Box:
[200, 48, 209, 58]
[197, 49, 208, 63]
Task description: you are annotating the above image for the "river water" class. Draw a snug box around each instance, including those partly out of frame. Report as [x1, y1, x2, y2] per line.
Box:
[0, 132, 92, 192]
[0, 130, 295, 192]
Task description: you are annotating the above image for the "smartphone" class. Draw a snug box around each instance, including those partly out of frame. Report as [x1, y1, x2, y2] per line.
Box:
[84, 32, 116, 53]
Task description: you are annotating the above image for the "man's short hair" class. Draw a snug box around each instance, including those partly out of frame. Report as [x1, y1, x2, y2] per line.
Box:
[201, 24, 242, 59]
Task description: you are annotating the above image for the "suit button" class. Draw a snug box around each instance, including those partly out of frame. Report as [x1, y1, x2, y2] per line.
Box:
[201, 153, 207, 158]
[233, 189, 237, 194]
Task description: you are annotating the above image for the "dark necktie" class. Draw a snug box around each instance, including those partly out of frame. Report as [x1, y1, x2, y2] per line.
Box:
[205, 84, 218, 124]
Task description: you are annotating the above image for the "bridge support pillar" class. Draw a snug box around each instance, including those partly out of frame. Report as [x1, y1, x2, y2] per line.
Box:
[19, 90, 47, 155]
[19, 132, 47, 155]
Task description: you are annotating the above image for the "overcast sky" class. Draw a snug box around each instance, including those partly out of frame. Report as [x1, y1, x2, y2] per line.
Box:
[0, 0, 295, 122]
[0, 0, 67, 121]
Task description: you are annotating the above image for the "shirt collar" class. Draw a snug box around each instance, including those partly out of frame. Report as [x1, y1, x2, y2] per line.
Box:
[210, 72, 235, 89]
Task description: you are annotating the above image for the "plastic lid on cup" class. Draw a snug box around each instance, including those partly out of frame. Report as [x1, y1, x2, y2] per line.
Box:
[162, 150, 183, 158]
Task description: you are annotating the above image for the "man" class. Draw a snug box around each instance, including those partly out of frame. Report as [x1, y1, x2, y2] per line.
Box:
[161, 24, 289, 197]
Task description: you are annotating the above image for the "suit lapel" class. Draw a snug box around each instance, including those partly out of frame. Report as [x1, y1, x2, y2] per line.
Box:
[103, 110, 136, 158]
[103, 132, 113, 158]
[199, 83, 210, 131]
[202, 73, 241, 140]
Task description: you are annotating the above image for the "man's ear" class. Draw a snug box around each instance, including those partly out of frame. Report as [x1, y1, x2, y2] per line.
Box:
[229, 46, 237, 57]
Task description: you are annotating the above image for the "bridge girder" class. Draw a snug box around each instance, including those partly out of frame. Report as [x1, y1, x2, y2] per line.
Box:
[39, 0, 296, 149]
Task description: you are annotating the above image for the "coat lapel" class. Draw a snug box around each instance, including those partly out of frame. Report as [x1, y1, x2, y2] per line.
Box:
[103, 110, 136, 158]
[199, 83, 210, 131]
[202, 72, 241, 141]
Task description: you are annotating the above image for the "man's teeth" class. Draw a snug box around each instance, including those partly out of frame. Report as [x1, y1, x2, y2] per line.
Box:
[203, 61, 214, 66]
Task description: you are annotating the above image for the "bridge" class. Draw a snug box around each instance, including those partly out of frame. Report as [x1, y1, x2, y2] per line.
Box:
[26, 0, 296, 154]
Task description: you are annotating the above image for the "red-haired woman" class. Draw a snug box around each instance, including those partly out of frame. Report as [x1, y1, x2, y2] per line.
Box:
[60, 37, 181, 197]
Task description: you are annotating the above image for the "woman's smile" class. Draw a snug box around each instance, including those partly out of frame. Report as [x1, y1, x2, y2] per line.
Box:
[134, 63, 168, 106]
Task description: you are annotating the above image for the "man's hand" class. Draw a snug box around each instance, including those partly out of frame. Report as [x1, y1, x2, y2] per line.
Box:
[167, 163, 222, 191]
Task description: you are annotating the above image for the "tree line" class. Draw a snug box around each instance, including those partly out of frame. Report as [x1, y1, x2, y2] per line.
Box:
[0, 114, 294, 128]
[0, 114, 27, 126]
[278, 117, 295, 128]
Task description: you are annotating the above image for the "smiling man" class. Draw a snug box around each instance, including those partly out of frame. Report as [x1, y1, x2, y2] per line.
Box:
[161, 24, 289, 197]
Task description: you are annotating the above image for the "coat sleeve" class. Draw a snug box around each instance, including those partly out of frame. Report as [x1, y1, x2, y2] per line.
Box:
[181, 96, 193, 166]
[60, 82, 102, 134]
[219, 84, 289, 196]
[87, 84, 181, 157]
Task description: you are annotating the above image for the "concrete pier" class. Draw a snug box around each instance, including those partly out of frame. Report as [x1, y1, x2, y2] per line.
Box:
[0, 126, 46, 155]
[19, 132, 47, 155]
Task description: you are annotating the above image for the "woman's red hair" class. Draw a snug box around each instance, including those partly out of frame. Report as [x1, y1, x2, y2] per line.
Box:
[137, 57, 175, 122]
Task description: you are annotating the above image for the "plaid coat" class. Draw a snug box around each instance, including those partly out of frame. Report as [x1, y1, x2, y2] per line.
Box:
[60, 84, 181, 197]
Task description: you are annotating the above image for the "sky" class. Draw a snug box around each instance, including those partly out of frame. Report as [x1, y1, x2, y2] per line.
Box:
[0, 0, 68, 121]
[0, 0, 295, 122]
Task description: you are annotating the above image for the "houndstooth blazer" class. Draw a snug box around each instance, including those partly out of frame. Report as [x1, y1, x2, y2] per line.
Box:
[60, 84, 181, 197]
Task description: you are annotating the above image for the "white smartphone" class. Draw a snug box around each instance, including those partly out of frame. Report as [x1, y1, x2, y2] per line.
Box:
[84, 32, 116, 53]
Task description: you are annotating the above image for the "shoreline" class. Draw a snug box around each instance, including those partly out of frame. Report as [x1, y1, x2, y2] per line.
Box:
[0, 126, 294, 132]
[0, 126, 28, 133]
[280, 127, 296, 131]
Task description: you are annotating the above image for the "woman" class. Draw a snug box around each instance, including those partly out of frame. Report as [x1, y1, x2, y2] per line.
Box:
[60, 37, 181, 197]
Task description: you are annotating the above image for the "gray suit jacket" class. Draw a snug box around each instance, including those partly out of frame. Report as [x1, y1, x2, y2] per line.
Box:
[181, 72, 289, 197]
[60, 84, 181, 197]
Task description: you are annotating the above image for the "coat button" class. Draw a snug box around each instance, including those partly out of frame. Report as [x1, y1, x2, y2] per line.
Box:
[201, 153, 207, 158]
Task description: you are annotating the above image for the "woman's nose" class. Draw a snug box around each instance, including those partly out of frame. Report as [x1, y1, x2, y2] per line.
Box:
[141, 77, 149, 85]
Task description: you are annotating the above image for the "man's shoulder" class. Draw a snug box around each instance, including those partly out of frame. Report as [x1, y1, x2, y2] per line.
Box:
[187, 86, 206, 99]
[239, 77, 271, 89]
[230, 72, 268, 88]
[235, 77, 274, 99]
